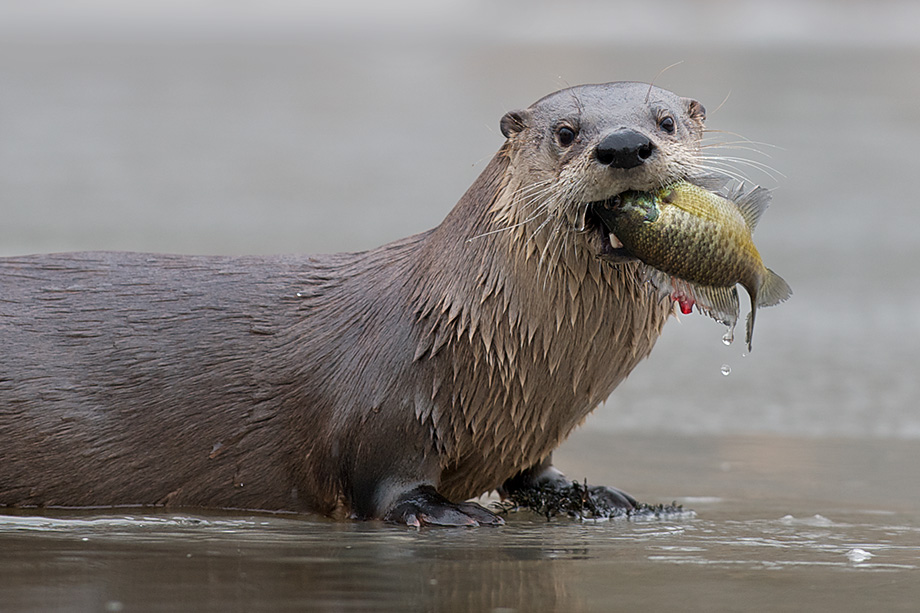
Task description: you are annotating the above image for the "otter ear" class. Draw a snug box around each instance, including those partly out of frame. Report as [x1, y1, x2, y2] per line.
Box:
[500, 109, 531, 138]
[685, 98, 706, 123]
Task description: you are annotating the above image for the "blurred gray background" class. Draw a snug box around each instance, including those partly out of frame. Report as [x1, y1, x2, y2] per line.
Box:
[2, 0, 919, 439]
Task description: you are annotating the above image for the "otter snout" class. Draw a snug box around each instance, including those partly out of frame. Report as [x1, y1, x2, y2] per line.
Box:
[595, 129, 656, 169]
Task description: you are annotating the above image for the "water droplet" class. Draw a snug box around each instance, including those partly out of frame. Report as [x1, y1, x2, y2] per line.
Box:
[722, 329, 734, 345]
[720, 364, 731, 376]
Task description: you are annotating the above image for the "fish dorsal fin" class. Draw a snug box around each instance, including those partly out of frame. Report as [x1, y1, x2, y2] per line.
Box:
[687, 174, 732, 192]
[728, 183, 772, 231]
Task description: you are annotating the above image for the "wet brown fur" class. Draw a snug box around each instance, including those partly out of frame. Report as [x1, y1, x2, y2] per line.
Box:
[0, 82, 706, 519]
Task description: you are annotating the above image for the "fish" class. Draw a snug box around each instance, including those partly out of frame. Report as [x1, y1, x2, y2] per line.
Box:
[593, 180, 792, 350]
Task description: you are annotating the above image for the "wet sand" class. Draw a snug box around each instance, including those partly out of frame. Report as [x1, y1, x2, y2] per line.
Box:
[2, 2, 920, 611]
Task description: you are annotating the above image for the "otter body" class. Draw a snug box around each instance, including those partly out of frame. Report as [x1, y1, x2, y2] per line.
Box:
[0, 82, 708, 525]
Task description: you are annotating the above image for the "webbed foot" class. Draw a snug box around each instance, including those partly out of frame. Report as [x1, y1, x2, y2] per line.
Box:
[498, 456, 676, 520]
[584, 484, 637, 510]
[384, 485, 504, 527]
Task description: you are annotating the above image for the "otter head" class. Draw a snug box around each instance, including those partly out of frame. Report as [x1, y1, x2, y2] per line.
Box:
[497, 82, 706, 263]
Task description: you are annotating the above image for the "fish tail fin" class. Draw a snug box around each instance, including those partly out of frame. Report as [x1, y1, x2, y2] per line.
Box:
[746, 270, 792, 351]
[757, 269, 793, 308]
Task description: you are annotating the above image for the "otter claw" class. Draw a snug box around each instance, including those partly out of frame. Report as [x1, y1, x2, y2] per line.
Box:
[385, 485, 504, 527]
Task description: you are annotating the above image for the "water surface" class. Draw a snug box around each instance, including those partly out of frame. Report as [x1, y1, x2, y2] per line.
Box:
[2, 435, 918, 612]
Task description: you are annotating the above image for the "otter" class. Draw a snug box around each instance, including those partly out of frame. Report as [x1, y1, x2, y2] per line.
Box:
[0, 82, 707, 526]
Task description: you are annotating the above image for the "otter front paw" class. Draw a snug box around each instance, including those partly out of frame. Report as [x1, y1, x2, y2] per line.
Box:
[384, 485, 504, 527]
[585, 484, 637, 510]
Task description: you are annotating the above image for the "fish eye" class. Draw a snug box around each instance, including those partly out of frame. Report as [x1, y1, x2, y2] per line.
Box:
[658, 115, 675, 134]
[555, 125, 577, 147]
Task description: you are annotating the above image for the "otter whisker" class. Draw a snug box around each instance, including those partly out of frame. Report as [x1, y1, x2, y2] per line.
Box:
[509, 184, 548, 204]
[466, 209, 549, 243]
[473, 179, 560, 242]
[701, 155, 784, 180]
[702, 129, 780, 152]
[709, 89, 731, 115]
[508, 182, 560, 214]
[698, 157, 782, 185]
[691, 162, 753, 186]
[701, 140, 779, 154]
[646, 60, 685, 103]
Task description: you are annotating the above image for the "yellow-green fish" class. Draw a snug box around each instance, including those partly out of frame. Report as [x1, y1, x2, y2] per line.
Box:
[595, 181, 792, 350]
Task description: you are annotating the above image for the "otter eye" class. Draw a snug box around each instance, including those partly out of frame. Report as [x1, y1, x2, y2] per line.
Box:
[556, 126, 577, 147]
[658, 115, 675, 134]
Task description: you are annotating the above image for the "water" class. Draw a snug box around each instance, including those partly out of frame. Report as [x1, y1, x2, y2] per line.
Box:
[3, 435, 919, 611]
[2, 1, 920, 611]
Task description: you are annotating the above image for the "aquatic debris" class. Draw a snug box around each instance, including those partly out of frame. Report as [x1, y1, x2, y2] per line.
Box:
[494, 479, 687, 521]
[595, 180, 791, 350]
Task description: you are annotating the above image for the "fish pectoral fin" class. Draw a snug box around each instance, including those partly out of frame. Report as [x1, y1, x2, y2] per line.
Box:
[640, 266, 740, 331]
[691, 284, 741, 330]
[745, 307, 757, 353]
[729, 183, 772, 231]
[757, 268, 793, 308]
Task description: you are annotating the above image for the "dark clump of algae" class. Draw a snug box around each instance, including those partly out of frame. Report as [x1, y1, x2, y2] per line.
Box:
[496, 479, 690, 521]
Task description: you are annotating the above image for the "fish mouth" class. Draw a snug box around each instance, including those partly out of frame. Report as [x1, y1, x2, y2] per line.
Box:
[586, 194, 635, 263]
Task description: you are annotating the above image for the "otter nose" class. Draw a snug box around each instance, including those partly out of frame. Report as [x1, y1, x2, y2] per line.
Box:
[595, 129, 656, 169]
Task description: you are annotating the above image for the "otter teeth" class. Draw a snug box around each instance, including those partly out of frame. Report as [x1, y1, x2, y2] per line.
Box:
[608, 232, 623, 249]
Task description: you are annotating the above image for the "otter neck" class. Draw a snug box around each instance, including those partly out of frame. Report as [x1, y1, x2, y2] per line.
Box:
[408, 149, 669, 498]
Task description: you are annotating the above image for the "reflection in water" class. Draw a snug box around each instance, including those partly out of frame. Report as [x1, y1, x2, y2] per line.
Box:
[1, 503, 919, 611]
[3, 429, 920, 613]
[0, 513, 580, 611]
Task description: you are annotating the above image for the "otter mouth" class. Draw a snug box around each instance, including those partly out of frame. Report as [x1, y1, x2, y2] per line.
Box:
[586, 195, 636, 263]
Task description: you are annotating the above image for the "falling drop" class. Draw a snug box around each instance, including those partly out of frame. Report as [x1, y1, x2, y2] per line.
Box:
[720, 364, 731, 376]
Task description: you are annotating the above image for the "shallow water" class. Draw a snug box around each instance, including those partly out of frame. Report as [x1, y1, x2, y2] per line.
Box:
[3, 435, 919, 612]
[2, 1, 920, 611]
